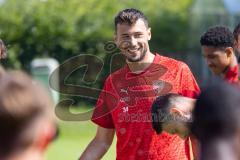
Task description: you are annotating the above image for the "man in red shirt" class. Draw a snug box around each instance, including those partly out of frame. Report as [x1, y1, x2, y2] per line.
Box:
[80, 8, 200, 160]
[200, 25, 239, 83]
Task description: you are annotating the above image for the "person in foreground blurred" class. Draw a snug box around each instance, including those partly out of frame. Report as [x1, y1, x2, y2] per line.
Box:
[0, 70, 57, 160]
[200, 25, 239, 83]
[191, 79, 240, 160]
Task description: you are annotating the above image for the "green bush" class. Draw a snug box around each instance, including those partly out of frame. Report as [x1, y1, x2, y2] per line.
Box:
[0, 0, 193, 104]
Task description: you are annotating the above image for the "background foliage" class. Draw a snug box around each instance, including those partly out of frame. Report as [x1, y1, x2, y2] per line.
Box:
[0, 0, 194, 105]
[0, 1, 203, 159]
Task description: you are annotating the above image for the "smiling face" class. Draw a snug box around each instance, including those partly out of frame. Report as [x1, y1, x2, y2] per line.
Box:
[115, 19, 151, 63]
[202, 46, 231, 75]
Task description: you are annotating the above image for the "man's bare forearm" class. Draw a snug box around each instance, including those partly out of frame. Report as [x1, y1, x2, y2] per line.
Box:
[79, 126, 115, 160]
[79, 137, 112, 160]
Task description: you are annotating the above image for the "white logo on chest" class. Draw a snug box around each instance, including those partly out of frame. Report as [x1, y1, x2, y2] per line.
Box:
[122, 106, 129, 113]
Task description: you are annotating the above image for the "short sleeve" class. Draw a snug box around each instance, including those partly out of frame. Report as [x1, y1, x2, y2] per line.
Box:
[91, 77, 117, 129]
[179, 63, 200, 98]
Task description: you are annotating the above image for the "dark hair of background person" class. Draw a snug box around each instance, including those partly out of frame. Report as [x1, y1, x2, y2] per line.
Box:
[233, 22, 240, 62]
[151, 93, 188, 134]
[200, 25, 234, 48]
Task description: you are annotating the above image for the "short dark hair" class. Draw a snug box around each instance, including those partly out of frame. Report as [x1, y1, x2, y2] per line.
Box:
[114, 8, 149, 31]
[191, 79, 240, 142]
[151, 93, 188, 134]
[200, 25, 234, 48]
[233, 22, 240, 41]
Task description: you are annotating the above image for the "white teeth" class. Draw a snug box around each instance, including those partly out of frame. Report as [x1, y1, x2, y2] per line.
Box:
[128, 48, 139, 52]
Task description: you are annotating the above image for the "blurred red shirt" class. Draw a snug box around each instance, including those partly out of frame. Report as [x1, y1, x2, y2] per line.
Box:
[224, 65, 239, 84]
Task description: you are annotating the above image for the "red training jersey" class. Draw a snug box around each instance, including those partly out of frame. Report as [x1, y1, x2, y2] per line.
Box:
[92, 53, 200, 160]
[224, 65, 239, 84]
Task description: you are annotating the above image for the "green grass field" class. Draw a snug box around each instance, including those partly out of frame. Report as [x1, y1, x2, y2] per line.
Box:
[45, 106, 116, 160]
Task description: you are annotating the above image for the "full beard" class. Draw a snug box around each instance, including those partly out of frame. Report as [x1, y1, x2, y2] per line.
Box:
[125, 47, 147, 62]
